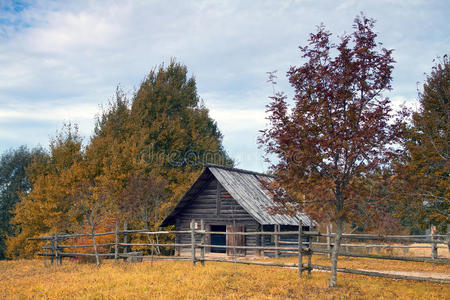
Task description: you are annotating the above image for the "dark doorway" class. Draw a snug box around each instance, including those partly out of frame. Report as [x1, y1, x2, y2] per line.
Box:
[210, 225, 226, 253]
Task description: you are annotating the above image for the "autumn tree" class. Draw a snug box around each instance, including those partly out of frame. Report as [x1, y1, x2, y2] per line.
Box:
[86, 88, 139, 236]
[120, 172, 167, 230]
[69, 165, 116, 267]
[130, 60, 233, 217]
[8, 60, 233, 259]
[392, 56, 449, 232]
[7, 124, 84, 258]
[119, 172, 168, 254]
[88, 87, 137, 186]
[351, 169, 401, 235]
[259, 15, 399, 287]
[89, 62, 233, 229]
[64, 61, 232, 256]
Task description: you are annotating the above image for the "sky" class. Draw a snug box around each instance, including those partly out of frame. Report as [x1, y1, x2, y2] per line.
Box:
[0, 0, 449, 172]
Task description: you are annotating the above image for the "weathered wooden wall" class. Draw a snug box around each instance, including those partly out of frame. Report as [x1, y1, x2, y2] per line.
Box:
[175, 178, 260, 256]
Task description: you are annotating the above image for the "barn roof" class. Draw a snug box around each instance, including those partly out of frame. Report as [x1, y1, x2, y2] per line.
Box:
[160, 164, 315, 227]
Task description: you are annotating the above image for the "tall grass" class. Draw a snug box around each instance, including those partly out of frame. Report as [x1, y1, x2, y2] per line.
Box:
[0, 259, 448, 299]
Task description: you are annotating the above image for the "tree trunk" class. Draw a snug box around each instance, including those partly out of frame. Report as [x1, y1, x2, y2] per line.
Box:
[90, 218, 101, 267]
[329, 217, 343, 287]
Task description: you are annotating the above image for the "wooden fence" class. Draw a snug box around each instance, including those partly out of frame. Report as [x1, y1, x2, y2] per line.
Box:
[28, 221, 450, 284]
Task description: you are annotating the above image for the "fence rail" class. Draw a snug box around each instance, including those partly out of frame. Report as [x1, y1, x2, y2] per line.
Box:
[28, 220, 450, 284]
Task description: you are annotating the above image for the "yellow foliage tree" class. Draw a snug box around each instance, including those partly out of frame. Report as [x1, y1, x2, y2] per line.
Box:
[8, 61, 233, 258]
[7, 124, 84, 258]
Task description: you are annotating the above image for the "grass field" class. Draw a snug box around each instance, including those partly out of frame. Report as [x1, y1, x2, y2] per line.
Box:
[278, 254, 450, 273]
[1, 257, 449, 299]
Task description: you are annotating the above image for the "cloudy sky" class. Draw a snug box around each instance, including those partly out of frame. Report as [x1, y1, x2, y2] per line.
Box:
[0, 0, 448, 172]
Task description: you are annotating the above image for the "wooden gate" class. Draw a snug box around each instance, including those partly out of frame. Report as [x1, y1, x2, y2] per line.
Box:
[226, 225, 245, 256]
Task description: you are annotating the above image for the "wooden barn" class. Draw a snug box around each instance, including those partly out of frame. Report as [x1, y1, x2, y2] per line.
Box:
[161, 164, 315, 257]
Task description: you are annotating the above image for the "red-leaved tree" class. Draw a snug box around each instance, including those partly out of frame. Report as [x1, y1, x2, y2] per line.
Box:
[259, 14, 401, 287]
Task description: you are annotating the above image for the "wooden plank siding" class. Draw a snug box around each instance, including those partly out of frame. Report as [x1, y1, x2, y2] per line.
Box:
[226, 225, 246, 256]
[175, 178, 260, 256]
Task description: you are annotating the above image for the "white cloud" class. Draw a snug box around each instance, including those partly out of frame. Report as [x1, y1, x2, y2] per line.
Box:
[209, 108, 266, 128]
[0, 102, 100, 122]
[23, 9, 127, 55]
[0, 0, 449, 171]
[0, 101, 100, 145]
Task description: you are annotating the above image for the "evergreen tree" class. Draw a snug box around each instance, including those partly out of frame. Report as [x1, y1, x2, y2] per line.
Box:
[393, 56, 449, 232]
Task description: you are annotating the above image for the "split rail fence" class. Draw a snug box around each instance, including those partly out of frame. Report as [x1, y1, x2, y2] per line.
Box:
[28, 221, 450, 284]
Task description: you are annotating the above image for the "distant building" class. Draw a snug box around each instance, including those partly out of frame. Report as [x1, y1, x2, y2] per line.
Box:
[161, 164, 315, 257]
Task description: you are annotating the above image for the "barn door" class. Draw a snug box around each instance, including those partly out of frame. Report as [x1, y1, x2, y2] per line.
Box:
[226, 225, 245, 256]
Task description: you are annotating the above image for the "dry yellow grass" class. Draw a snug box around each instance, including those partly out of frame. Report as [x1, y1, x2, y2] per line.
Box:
[404, 244, 450, 258]
[277, 255, 450, 273]
[0, 258, 448, 299]
[338, 243, 450, 258]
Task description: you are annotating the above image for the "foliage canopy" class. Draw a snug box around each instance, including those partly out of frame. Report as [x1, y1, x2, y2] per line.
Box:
[259, 14, 399, 286]
[392, 56, 449, 232]
[7, 60, 232, 258]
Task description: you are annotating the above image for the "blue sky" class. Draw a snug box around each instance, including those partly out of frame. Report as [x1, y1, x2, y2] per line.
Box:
[0, 0, 449, 172]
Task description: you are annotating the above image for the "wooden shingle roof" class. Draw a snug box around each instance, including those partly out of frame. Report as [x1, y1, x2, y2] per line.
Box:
[160, 164, 314, 227]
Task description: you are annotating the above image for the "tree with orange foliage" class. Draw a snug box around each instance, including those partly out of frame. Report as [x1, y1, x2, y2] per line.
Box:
[69, 164, 116, 267]
[7, 124, 84, 258]
[8, 61, 233, 259]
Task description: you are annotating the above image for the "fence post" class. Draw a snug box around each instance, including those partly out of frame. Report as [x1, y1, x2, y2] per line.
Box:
[259, 226, 264, 257]
[447, 224, 450, 251]
[307, 230, 312, 275]
[191, 219, 196, 266]
[50, 239, 54, 265]
[114, 221, 119, 263]
[58, 236, 63, 265]
[327, 224, 332, 259]
[298, 220, 303, 277]
[431, 225, 437, 259]
[122, 221, 128, 261]
[200, 219, 205, 266]
[175, 218, 180, 256]
[43, 240, 48, 267]
[274, 224, 280, 258]
[151, 234, 154, 267]
[54, 235, 59, 265]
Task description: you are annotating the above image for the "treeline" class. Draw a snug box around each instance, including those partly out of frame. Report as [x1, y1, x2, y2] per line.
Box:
[0, 56, 448, 260]
[0, 61, 232, 258]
